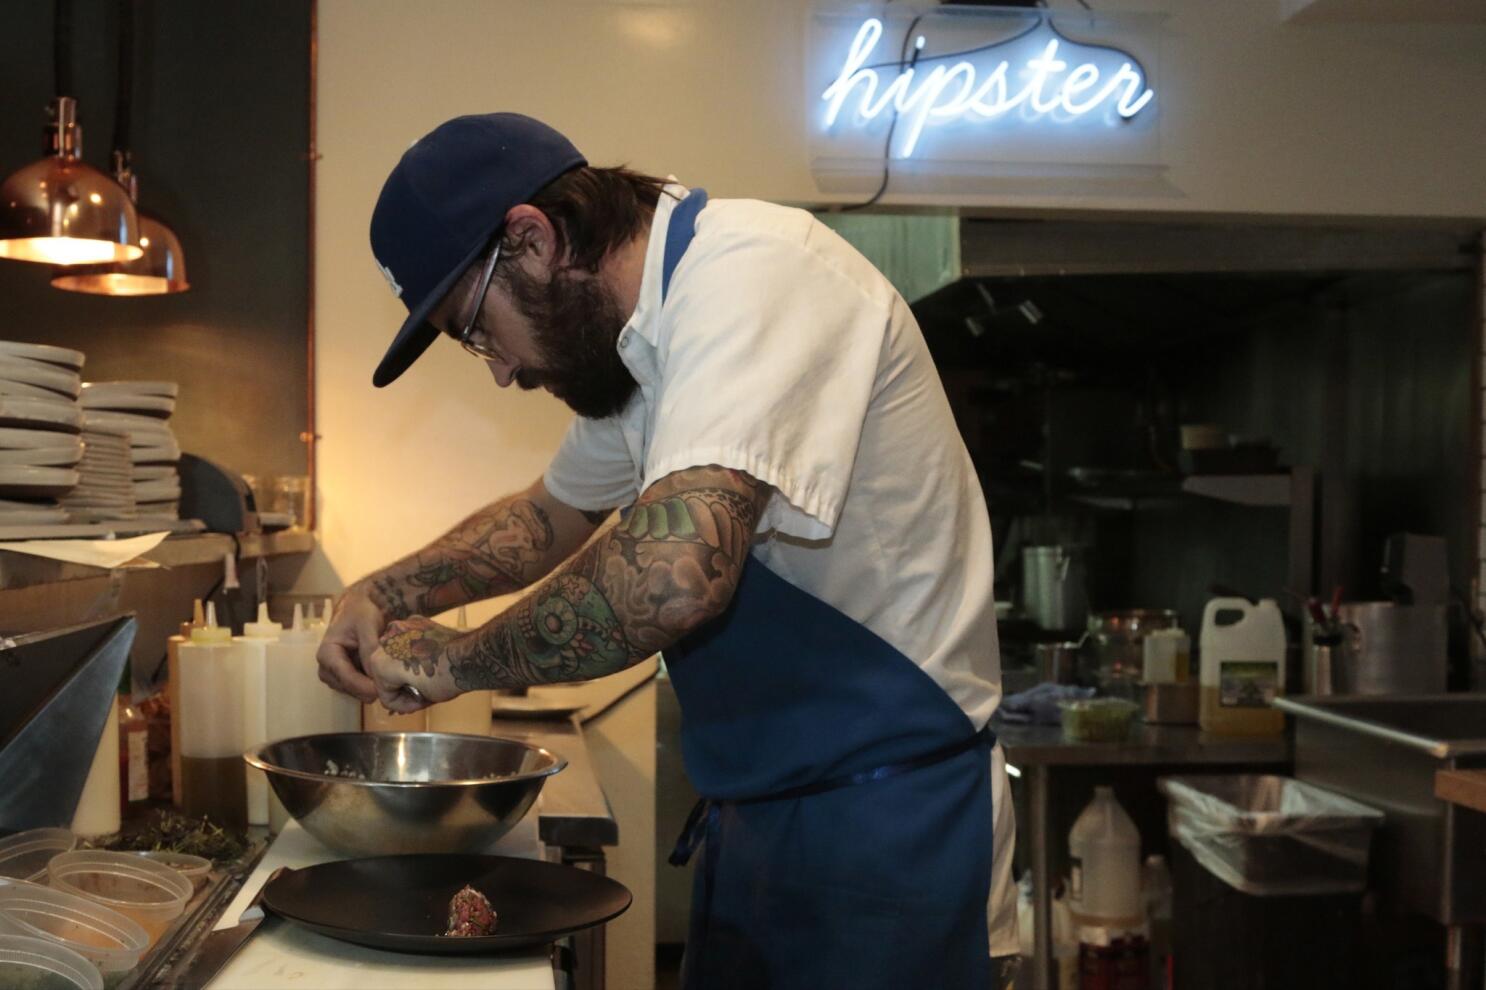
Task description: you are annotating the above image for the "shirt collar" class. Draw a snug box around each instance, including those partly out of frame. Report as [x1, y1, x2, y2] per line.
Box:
[618, 181, 689, 367]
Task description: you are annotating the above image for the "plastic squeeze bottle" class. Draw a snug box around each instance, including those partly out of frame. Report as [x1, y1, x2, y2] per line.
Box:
[1067, 786, 1142, 928]
[234, 603, 283, 825]
[168, 600, 206, 805]
[263, 605, 319, 831]
[426, 607, 490, 737]
[71, 677, 122, 838]
[176, 603, 247, 828]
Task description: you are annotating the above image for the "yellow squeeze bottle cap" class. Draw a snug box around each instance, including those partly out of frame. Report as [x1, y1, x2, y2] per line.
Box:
[241, 602, 283, 640]
[190, 601, 232, 645]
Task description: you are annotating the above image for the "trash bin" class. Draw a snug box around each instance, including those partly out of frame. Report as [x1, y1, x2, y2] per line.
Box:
[1157, 774, 1385, 990]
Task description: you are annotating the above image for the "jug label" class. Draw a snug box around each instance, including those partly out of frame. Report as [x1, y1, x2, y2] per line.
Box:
[1218, 660, 1279, 708]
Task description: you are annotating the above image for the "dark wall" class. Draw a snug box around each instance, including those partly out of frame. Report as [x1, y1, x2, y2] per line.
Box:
[1163, 272, 1477, 606]
[0, 0, 311, 481]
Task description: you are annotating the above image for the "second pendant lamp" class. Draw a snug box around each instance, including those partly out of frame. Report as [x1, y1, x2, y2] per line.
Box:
[53, 0, 189, 295]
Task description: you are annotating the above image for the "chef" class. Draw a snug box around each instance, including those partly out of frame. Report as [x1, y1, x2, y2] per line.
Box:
[318, 112, 1018, 989]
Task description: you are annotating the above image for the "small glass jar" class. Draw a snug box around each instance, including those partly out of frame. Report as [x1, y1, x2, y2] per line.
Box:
[272, 475, 310, 530]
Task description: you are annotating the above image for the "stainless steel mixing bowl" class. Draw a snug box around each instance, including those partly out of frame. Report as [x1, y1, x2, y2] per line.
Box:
[245, 732, 566, 856]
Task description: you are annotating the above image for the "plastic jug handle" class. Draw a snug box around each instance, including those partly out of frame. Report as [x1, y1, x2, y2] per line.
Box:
[1203, 597, 1253, 627]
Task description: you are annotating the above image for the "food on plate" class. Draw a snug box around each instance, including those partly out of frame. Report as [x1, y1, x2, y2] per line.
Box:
[443, 884, 497, 937]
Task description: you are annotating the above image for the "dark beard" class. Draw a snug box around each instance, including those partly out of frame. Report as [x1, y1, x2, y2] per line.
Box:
[500, 263, 637, 419]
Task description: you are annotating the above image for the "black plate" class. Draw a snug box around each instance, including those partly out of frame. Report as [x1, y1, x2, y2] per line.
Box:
[261, 854, 632, 954]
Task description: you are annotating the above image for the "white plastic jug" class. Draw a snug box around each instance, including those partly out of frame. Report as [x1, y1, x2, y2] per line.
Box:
[1068, 786, 1142, 926]
[1199, 597, 1287, 736]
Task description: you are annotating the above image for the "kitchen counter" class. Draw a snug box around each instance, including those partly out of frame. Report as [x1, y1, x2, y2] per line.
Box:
[1000, 717, 1292, 990]
[1435, 769, 1486, 815]
[207, 820, 553, 989]
[998, 718, 1293, 767]
[161, 712, 625, 990]
[490, 716, 620, 850]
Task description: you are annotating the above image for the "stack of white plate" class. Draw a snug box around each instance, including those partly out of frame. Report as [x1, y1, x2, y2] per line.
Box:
[0, 342, 85, 524]
[80, 381, 181, 520]
[60, 430, 137, 523]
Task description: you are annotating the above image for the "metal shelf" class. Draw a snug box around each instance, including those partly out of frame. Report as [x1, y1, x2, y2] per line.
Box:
[1064, 470, 1298, 511]
[0, 529, 315, 594]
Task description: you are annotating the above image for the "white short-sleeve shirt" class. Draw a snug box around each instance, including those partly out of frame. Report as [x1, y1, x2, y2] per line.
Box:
[544, 186, 1016, 955]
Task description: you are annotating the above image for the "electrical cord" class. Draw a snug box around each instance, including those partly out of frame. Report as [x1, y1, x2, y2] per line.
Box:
[53, 0, 73, 98]
[837, 0, 1093, 211]
[111, 0, 134, 164]
[841, 5, 925, 212]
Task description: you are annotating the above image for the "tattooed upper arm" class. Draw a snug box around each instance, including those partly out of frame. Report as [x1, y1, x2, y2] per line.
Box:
[599, 466, 770, 650]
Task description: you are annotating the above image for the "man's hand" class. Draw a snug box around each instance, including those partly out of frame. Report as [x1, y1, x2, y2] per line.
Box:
[315, 589, 386, 703]
[365, 616, 463, 714]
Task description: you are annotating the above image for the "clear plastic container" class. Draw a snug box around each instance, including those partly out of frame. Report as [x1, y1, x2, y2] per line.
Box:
[0, 933, 103, 990]
[0, 830, 77, 884]
[45, 851, 190, 948]
[122, 852, 211, 890]
[0, 883, 148, 988]
[1158, 774, 1385, 895]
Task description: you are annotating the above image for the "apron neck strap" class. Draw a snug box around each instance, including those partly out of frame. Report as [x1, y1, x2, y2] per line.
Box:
[661, 188, 708, 303]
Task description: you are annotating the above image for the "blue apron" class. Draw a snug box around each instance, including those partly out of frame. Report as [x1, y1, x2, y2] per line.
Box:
[658, 190, 997, 990]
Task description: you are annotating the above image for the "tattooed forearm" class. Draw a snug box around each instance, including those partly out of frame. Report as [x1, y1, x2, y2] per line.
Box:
[447, 469, 766, 690]
[368, 574, 413, 619]
[354, 495, 556, 620]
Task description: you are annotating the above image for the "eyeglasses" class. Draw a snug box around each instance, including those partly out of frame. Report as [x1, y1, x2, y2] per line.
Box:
[452, 241, 504, 361]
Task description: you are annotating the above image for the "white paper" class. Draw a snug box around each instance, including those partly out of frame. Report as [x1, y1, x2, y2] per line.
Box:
[0, 530, 170, 568]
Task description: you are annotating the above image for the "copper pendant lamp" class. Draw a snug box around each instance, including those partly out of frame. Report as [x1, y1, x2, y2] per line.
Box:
[53, 0, 189, 295]
[0, 0, 141, 266]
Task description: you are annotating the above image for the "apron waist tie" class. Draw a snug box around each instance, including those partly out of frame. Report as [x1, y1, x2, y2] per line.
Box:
[669, 723, 995, 868]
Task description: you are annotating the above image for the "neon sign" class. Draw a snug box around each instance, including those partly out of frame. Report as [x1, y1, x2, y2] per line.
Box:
[817, 14, 1157, 161]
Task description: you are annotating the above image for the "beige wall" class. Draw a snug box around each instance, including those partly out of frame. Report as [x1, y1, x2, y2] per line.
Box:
[313, 0, 1486, 605]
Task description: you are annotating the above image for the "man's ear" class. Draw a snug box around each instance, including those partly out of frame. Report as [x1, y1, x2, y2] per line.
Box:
[502, 204, 560, 267]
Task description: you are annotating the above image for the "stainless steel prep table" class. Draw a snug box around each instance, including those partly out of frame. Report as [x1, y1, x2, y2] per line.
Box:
[998, 719, 1292, 990]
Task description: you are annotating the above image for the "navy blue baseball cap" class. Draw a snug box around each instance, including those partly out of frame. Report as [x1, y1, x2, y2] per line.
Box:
[368, 113, 586, 387]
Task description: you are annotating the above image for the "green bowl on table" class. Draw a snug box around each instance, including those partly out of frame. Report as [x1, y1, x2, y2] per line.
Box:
[1058, 698, 1140, 742]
